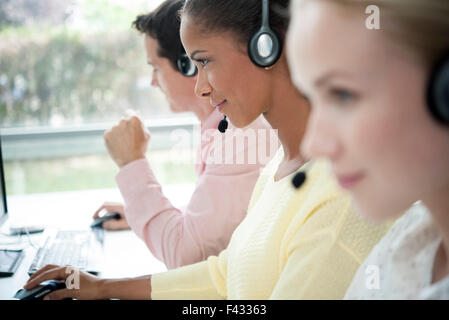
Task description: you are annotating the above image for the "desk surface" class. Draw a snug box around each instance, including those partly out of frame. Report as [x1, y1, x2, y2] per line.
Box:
[0, 184, 195, 299]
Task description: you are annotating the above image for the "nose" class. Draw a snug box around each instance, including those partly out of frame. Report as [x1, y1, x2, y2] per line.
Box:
[194, 70, 212, 98]
[301, 107, 341, 161]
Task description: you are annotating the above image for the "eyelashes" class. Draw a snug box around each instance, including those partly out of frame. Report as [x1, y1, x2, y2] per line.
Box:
[305, 87, 359, 109]
[328, 88, 358, 104]
[196, 58, 210, 69]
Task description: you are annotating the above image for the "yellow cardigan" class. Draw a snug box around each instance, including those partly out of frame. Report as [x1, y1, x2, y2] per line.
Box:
[151, 149, 392, 299]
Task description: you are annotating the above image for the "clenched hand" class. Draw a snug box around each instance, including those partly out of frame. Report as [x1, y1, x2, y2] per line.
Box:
[104, 113, 150, 168]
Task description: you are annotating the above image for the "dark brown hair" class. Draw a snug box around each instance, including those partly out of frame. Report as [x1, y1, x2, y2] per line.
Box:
[132, 0, 184, 70]
[181, 0, 290, 45]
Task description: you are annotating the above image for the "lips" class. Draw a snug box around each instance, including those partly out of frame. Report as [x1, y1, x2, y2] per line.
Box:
[211, 99, 227, 112]
[334, 171, 365, 190]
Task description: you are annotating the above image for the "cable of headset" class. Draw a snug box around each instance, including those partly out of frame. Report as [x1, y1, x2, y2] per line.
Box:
[0, 226, 39, 249]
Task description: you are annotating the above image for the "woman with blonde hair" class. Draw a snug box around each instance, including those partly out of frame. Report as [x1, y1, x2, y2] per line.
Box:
[287, 0, 449, 299]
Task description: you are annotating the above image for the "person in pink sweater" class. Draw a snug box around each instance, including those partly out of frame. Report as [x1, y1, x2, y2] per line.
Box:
[93, 0, 277, 269]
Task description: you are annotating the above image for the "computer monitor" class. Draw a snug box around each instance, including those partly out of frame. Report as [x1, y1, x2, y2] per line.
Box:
[0, 134, 8, 226]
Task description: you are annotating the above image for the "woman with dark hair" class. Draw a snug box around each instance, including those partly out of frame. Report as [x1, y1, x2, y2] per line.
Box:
[23, 0, 391, 300]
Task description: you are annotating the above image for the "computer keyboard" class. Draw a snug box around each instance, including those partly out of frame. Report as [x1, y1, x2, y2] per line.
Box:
[28, 229, 104, 276]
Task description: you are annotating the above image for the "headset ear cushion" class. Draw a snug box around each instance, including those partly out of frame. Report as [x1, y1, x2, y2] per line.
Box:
[248, 27, 283, 68]
[177, 53, 198, 77]
[427, 55, 449, 125]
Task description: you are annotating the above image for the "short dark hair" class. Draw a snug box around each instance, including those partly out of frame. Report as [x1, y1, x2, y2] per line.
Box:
[132, 0, 184, 70]
[181, 0, 290, 45]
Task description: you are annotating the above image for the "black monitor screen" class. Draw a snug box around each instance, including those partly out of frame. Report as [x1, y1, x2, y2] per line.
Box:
[0, 135, 7, 220]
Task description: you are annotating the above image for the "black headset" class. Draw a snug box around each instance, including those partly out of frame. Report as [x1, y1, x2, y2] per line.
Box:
[427, 52, 449, 125]
[177, 47, 198, 77]
[248, 0, 283, 68]
[177, 0, 197, 77]
[219, 0, 283, 133]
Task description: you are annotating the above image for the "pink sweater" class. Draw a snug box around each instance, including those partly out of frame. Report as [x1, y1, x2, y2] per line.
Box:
[116, 110, 277, 269]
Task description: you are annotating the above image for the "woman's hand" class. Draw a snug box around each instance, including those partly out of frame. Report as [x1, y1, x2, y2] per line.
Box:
[24, 265, 105, 300]
[104, 113, 150, 168]
[92, 202, 130, 230]
[24, 265, 153, 300]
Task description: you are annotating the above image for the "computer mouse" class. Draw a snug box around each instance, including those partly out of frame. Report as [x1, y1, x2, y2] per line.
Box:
[14, 280, 66, 300]
[90, 212, 121, 228]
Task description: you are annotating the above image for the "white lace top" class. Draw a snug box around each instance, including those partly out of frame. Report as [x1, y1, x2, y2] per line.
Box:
[344, 202, 449, 299]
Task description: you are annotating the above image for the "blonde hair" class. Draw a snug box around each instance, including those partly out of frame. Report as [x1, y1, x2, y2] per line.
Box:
[322, 0, 449, 67]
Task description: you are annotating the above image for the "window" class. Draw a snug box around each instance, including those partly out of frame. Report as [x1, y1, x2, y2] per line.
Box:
[0, 0, 197, 195]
